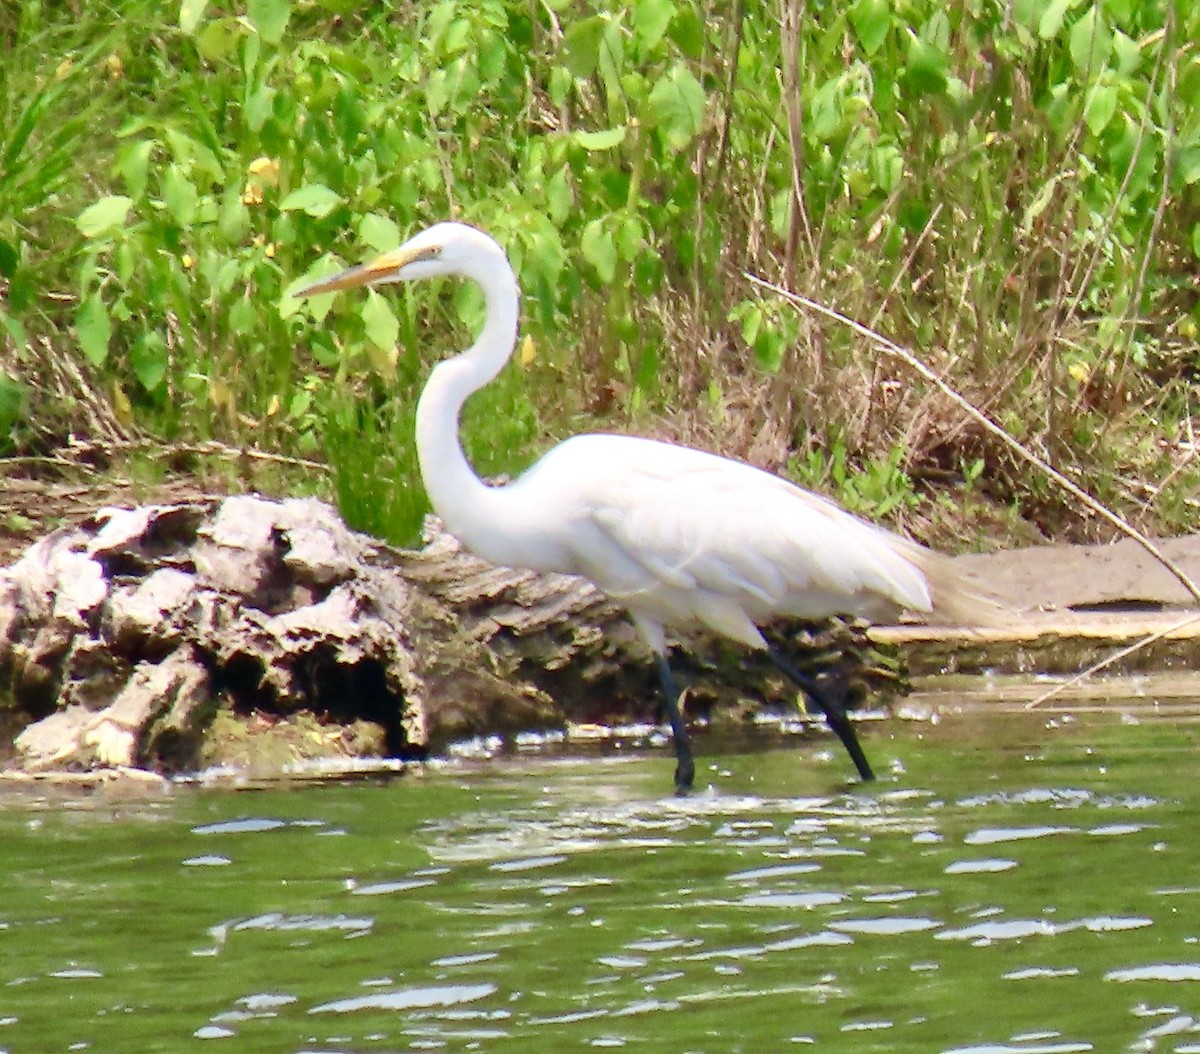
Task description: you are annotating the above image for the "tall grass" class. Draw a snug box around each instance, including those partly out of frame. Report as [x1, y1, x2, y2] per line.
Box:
[1, 0, 1197, 546]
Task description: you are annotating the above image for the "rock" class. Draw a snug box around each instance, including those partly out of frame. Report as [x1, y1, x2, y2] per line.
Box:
[105, 567, 195, 652]
[1, 497, 432, 772]
[88, 646, 212, 767]
[12, 706, 93, 771]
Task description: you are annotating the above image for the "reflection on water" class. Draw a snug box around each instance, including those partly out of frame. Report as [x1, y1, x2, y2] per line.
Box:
[0, 710, 1199, 1052]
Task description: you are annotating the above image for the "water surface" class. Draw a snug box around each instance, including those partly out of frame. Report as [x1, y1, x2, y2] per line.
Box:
[2, 709, 1199, 1052]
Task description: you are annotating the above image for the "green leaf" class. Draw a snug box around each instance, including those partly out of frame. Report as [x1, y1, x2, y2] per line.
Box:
[76, 195, 134, 239]
[218, 184, 250, 242]
[738, 303, 763, 346]
[1083, 81, 1119, 136]
[280, 184, 343, 218]
[632, 0, 675, 52]
[647, 65, 706, 151]
[564, 17, 606, 79]
[1192, 222, 1200, 260]
[359, 213, 401, 253]
[179, 0, 210, 34]
[752, 327, 786, 373]
[667, 3, 703, 57]
[0, 239, 17, 279]
[131, 332, 169, 392]
[1069, 6, 1112, 76]
[0, 371, 27, 445]
[902, 36, 948, 96]
[195, 17, 241, 61]
[850, 0, 890, 55]
[581, 219, 617, 283]
[117, 140, 154, 201]
[245, 84, 276, 132]
[573, 126, 627, 151]
[162, 165, 199, 226]
[0, 309, 28, 355]
[810, 77, 844, 139]
[76, 293, 112, 366]
[361, 289, 399, 351]
[1038, 0, 1077, 39]
[1111, 30, 1141, 76]
[228, 295, 256, 338]
[1178, 147, 1200, 186]
[247, 0, 291, 44]
[546, 167, 573, 223]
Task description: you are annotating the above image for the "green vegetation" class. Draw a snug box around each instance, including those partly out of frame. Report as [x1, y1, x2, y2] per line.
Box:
[1, 0, 1197, 546]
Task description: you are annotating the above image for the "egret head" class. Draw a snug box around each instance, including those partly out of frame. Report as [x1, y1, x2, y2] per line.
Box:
[294, 221, 501, 298]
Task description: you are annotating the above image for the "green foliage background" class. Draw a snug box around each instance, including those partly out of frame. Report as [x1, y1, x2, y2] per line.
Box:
[0, 0, 1197, 545]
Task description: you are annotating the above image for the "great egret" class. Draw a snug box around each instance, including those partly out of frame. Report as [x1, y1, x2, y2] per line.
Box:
[297, 221, 1004, 792]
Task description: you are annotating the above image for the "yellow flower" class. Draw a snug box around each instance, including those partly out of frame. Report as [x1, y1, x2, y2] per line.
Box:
[519, 335, 536, 367]
[106, 53, 124, 80]
[181, 253, 195, 270]
[264, 242, 276, 259]
[247, 156, 280, 186]
[242, 182, 264, 206]
[55, 58, 73, 80]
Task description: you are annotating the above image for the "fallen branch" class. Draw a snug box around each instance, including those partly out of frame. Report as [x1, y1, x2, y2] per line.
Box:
[1023, 609, 1200, 710]
[59, 436, 332, 474]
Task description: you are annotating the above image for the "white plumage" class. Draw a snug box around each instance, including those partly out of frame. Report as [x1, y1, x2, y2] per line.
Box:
[298, 221, 1003, 791]
[484, 433, 934, 648]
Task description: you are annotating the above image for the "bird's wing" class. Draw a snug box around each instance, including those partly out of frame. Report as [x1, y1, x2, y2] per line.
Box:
[558, 436, 933, 619]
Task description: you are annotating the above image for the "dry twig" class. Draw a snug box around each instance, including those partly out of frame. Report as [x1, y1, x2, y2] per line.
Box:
[1023, 610, 1200, 710]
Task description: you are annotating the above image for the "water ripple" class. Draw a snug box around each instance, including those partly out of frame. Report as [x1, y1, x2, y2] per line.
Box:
[231, 913, 373, 935]
[739, 891, 845, 909]
[685, 930, 852, 961]
[727, 862, 821, 882]
[938, 915, 1152, 943]
[309, 982, 498, 1013]
[937, 919, 1070, 942]
[942, 1042, 1092, 1053]
[945, 859, 1018, 874]
[964, 826, 1076, 845]
[831, 917, 941, 935]
[1003, 967, 1081, 979]
[351, 878, 436, 896]
[192, 818, 291, 835]
[1105, 964, 1200, 982]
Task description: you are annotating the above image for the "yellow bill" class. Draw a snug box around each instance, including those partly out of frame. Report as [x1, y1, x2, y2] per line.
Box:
[293, 245, 423, 298]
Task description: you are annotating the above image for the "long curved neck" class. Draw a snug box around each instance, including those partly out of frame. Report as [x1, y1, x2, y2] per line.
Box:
[414, 251, 519, 546]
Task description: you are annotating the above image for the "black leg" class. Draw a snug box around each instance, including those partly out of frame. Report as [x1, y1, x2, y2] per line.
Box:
[766, 646, 876, 782]
[655, 653, 695, 794]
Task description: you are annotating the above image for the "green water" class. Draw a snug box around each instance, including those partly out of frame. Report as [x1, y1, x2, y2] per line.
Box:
[2, 711, 1200, 1053]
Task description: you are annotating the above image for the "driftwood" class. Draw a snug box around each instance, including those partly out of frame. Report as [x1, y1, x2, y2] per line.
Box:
[0, 495, 893, 774]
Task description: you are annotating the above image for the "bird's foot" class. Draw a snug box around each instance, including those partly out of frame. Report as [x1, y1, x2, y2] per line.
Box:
[673, 757, 695, 796]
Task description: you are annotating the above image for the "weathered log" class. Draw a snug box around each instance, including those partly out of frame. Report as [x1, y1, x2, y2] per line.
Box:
[0, 495, 896, 774]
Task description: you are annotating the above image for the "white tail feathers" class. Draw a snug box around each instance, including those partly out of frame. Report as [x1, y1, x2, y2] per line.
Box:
[907, 547, 1019, 628]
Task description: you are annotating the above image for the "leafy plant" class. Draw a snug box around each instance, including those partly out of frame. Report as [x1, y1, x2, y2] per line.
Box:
[1, 0, 1197, 548]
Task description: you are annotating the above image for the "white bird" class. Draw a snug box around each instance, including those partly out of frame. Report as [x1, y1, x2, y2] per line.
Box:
[296, 221, 1004, 792]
